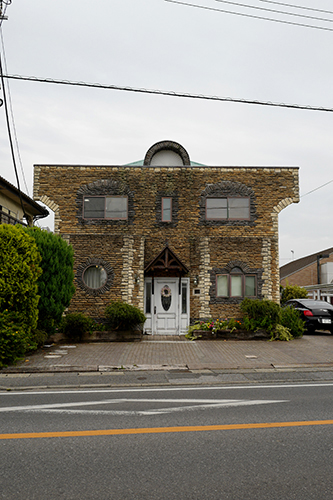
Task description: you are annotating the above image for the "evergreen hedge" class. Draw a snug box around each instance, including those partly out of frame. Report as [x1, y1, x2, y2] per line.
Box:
[25, 227, 75, 332]
[0, 225, 42, 366]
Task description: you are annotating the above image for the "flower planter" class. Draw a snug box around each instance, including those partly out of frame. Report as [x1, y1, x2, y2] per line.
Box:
[191, 329, 270, 340]
[48, 329, 143, 343]
[83, 330, 143, 342]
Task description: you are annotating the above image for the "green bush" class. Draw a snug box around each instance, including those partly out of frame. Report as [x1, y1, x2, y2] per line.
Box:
[280, 305, 305, 338]
[30, 329, 49, 348]
[0, 224, 41, 333]
[281, 284, 308, 305]
[105, 301, 146, 330]
[61, 313, 94, 341]
[0, 225, 42, 366]
[25, 228, 75, 333]
[240, 298, 281, 332]
[0, 310, 32, 367]
[270, 324, 293, 341]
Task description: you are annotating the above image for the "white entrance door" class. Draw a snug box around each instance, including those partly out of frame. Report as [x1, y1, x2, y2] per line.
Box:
[144, 277, 190, 335]
[153, 278, 179, 335]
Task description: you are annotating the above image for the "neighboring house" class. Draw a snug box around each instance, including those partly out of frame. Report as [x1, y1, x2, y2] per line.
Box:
[280, 248, 333, 303]
[33, 140, 299, 334]
[0, 175, 48, 226]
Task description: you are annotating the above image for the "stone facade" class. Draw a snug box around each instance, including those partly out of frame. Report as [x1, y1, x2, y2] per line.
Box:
[33, 141, 299, 328]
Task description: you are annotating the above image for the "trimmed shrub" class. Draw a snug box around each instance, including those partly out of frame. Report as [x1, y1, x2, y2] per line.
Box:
[240, 298, 281, 332]
[105, 301, 146, 330]
[61, 313, 94, 341]
[281, 285, 308, 304]
[25, 227, 75, 333]
[0, 224, 41, 333]
[280, 305, 305, 338]
[0, 310, 32, 367]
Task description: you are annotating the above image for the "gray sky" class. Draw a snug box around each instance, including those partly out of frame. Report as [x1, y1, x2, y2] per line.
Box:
[1, 0, 332, 265]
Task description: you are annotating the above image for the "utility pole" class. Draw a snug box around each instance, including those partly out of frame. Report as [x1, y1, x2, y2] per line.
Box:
[0, 1, 9, 22]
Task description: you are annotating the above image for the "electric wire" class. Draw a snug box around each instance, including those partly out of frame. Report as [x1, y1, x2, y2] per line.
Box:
[259, 0, 333, 16]
[0, 47, 28, 221]
[0, 28, 29, 195]
[301, 179, 333, 198]
[164, 0, 333, 32]
[4, 73, 333, 113]
[215, 0, 333, 24]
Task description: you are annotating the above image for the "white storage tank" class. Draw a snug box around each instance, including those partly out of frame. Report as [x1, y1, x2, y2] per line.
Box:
[321, 262, 333, 284]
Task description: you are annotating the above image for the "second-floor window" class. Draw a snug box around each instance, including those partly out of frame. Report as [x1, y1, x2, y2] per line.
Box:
[161, 197, 172, 222]
[83, 196, 128, 219]
[206, 197, 250, 220]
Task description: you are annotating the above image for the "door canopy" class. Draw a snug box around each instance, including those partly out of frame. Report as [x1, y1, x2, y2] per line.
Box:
[145, 244, 189, 277]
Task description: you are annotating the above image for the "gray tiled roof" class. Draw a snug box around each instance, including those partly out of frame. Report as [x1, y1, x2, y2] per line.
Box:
[280, 247, 333, 280]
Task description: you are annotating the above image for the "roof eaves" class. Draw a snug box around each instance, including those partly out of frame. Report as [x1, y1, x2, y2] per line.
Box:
[0, 175, 49, 218]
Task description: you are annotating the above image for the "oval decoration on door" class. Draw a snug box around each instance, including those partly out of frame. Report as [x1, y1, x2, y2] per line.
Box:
[161, 285, 172, 311]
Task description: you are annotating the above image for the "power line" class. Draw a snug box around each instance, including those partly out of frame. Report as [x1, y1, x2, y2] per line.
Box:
[4, 73, 333, 113]
[0, 28, 29, 195]
[0, 53, 27, 221]
[259, 0, 333, 16]
[301, 179, 333, 198]
[165, 0, 333, 32]
[215, 0, 333, 23]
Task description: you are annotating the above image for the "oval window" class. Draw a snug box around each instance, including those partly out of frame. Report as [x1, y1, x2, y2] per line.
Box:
[83, 265, 107, 289]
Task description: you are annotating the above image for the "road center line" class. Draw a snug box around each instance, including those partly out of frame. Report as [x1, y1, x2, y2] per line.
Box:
[1, 420, 333, 440]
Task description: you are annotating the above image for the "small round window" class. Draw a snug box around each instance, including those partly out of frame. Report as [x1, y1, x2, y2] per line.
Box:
[83, 265, 107, 289]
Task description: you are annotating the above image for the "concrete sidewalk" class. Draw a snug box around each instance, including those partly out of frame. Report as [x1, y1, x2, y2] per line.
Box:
[2, 333, 333, 373]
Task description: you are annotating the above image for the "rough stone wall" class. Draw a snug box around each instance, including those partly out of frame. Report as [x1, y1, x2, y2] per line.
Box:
[34, 164, 299, 320]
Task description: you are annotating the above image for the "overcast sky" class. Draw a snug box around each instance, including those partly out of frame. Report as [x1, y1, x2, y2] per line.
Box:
[1, 0, 332, 265]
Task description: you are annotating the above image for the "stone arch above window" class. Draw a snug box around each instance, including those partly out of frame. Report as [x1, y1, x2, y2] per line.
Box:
[76, 257, 114, 296]
[76, 179, 134, 225]
[209, 260, 263, 305]
[199, 180, 257, 226]
[143, 140, 191, 166]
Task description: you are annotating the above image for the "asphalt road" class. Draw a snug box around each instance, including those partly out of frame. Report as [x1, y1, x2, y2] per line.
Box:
[1, 383, 333, 500]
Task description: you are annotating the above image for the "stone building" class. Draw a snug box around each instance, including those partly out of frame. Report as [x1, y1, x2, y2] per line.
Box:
[33, 140, 299, 334]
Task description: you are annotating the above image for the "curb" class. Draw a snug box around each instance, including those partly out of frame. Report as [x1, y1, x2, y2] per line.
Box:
[2, 363, 333, 374]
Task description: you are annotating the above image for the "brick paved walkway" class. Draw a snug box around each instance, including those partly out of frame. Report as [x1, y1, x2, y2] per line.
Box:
[7, 334, 333, 372]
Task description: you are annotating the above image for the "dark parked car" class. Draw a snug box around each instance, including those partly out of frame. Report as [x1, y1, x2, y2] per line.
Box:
[285, 299, 333, 333]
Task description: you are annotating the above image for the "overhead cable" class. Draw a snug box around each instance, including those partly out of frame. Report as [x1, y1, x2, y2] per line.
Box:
[259, 0, 333, 16]
[164, 0, 333, 32]
[301, 180, 333, 198]
[4, 73, 333, 113]
[0, 55, 27, 220]
[215, 0, 333, 23]
[0, 28, 29, 195]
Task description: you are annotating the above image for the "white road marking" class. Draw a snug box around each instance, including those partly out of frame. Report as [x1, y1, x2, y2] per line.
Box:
[0, 398, 288, 415]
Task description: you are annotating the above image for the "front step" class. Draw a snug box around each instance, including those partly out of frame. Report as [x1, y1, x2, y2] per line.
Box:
[142, 335, 188, 341]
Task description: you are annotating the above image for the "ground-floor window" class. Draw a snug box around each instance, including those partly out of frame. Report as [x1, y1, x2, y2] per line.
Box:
[217, 267, 256, 298]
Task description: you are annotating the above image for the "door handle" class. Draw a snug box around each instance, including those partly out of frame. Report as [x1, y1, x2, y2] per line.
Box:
[154, 306, 156, 314]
